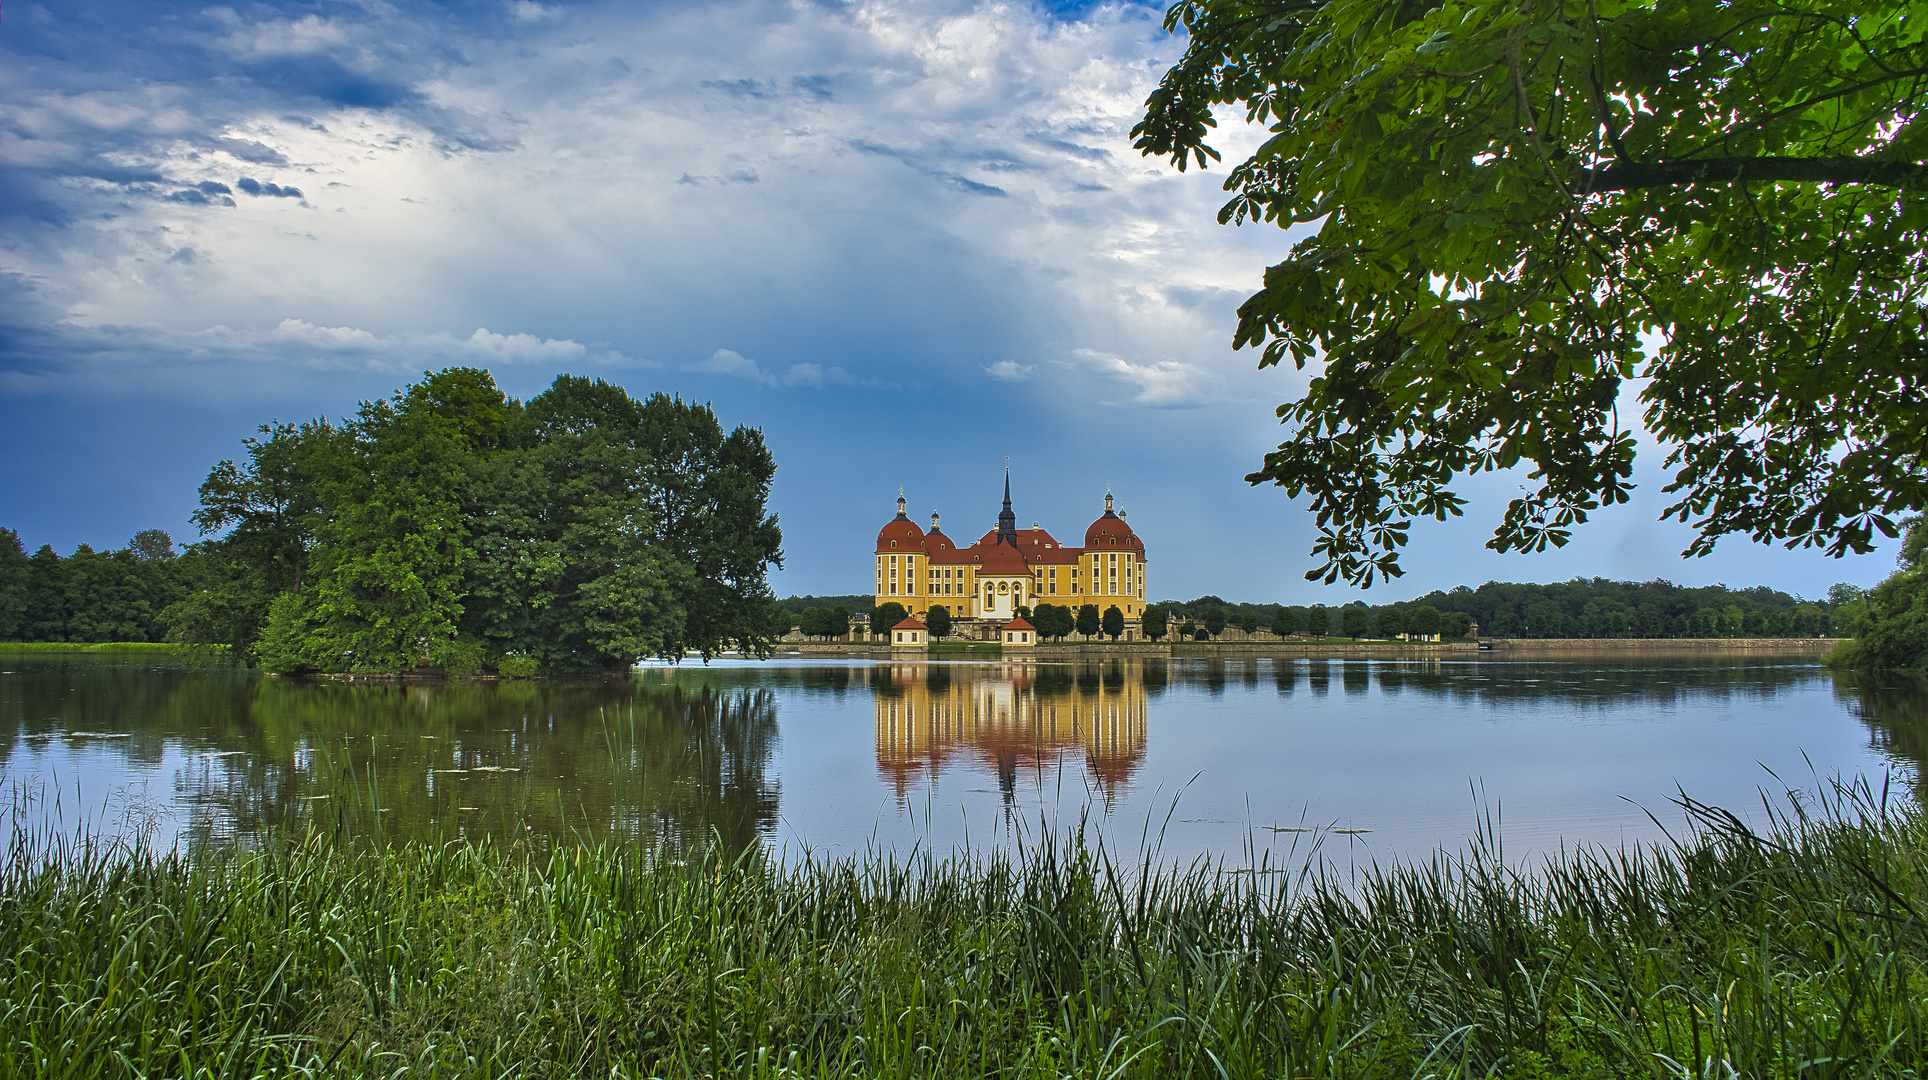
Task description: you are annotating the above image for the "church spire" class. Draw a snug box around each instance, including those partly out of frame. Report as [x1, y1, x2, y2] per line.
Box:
[996, 465, 1018, 545]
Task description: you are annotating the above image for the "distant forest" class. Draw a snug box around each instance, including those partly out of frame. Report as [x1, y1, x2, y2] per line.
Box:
[1155, 578, 1856, 639]
[0, 528, 189, 644]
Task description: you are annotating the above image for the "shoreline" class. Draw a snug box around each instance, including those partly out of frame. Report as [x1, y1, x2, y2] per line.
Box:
[749, 636, 1844, 660]
[2, 638, 1842, 677]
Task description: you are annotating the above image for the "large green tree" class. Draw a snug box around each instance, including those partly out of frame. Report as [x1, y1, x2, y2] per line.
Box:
[1138, 0, 1928, 587]
[169, 420, 342, 651]
[259, 370, 505, 673]
[1833, 519, 1928, 673]
[199, 370, 782, 674]
[460, 376, 693, 672]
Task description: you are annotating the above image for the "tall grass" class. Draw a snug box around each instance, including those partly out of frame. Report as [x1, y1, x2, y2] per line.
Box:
[3, 781, 1927, 1078]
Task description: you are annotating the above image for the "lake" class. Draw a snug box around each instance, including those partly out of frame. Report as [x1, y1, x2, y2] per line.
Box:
[3, 651, 1924, 867]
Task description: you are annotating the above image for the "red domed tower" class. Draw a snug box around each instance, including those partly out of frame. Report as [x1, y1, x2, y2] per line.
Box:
[874, 491, 928, 610]
[1080, 490, 1150, 636]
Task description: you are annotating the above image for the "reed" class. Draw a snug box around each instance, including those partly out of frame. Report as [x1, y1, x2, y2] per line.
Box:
[3, 780, 1926, 1078]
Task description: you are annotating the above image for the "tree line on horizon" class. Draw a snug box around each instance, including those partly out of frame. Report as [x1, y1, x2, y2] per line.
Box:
[766, 574, 1858, 644]
[0, 369, 784, 674]
[1159, 578, 1853, 641]
[0, 515, 1881, 656]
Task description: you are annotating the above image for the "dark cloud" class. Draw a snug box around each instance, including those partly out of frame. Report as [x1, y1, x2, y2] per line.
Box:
[1028, 134, 1111, 160]
[849, 139, 1011, 197]
[240, 57, 419, 110]
[791, 74, 837, 100]
[216, 137, 290, 165]
[947, 176, 1008, 197]
[706, 74, 847, 103]
[235, 177, 304, 199]
[166, 183, 236, 206]
[703, 78, 771, 99]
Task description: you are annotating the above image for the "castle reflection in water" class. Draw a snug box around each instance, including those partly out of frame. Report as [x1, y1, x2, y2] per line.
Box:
[871, 660, 1155, 804]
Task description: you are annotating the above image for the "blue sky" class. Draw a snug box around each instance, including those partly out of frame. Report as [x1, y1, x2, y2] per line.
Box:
[0, 0, 1899, 603]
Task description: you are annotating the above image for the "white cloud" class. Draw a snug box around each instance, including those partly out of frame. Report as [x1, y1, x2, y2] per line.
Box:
[693, 348, 776, 385]
[216, 14, 351, 59]
[511, 2, 562, 24]
[985, 359, 1033, 382]
[1071, 348, 1219, 408]
[690, 350, 881, 390]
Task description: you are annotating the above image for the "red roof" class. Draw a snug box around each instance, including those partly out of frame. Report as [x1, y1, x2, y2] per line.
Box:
[877, 516, 926, 553]
[1002, 616, 1035, 631]
[1083, 510, 1144, 553]
[892, 616, 928, 631]
[972, 541, 1030, 575]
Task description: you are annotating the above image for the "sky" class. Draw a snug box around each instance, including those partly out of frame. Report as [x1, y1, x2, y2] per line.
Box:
[0, 0, 1900, 605]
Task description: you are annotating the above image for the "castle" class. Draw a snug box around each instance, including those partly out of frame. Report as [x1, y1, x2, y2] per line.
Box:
[873, 474, 1150, 640]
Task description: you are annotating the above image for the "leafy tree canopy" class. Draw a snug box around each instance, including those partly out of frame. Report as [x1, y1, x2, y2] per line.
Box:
[1077, 604, 1102, 639]
[190, 370, 783, 674]
[1832, 518, 1928, 672]
[1033, 603, 1077, 640]
[1143, 605, 1170, 640]
[1137, 0, 1928, 586]
[1270, 605, 1305, 636]
[871, 602, 910, 637]
[926, 604, 953, 639]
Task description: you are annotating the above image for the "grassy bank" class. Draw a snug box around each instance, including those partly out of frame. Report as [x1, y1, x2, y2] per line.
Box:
[6, 789, 1928, 1078]
[927, 641, 1003, 656]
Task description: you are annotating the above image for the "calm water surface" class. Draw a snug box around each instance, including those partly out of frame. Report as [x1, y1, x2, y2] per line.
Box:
[3, 652, 1925, 865]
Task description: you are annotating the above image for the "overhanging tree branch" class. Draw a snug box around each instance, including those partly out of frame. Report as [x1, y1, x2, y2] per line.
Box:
[1580, 156, 1928, 192]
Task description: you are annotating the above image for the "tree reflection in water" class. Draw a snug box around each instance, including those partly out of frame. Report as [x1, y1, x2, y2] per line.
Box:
[1835, 672, 1928, 802]
[168, 674, 781, 852]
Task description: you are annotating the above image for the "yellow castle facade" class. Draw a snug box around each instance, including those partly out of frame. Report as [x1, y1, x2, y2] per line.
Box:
[873, 474, 1150, 640]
